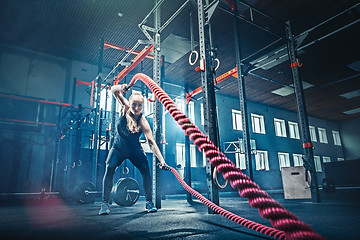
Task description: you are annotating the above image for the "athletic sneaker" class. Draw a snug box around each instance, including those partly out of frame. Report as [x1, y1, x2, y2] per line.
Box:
[145, 200, 157, 213]
[99, 202, 110, 215]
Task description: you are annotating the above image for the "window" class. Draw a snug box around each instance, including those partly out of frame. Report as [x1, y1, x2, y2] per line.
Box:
[200, 103, 218, 126]
[177, 143, 197, 178]
[188, 101, 195, 123]
[322, 156, 331, 163]
[251, 113, 266, 134]
[176, 143, 197, 168]
[100, 88, 112, 111]
[337, 158, 344, 161]
[318, 128, 328, 143]
[202, 151, 207, 167]
[274, 118, 286, 137]
[201, 103, 204, 125]
[309, 126, 317, 142]
[232, 109, 243, 130]
[314, 156, 322, 172]
[235, 152, 246, 170]
[144, 92, 154, 117]
[332, 131, 342, 146]
[255, 150, 269, 170]
[293, 154, 304, 167]
[278, 152, 290, 169]
[288, 121, 300, 139]
[175, 98, 185, 112]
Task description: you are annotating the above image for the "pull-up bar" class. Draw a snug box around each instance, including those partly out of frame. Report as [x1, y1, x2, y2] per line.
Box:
[104, 41, 154, 59]
[186, 67, 238, 104]
[113, 45, 154, 85]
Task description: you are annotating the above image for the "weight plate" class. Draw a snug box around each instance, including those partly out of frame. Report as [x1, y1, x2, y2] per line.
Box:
[112, 178, 140, 206]
[75, 181, 96, 204]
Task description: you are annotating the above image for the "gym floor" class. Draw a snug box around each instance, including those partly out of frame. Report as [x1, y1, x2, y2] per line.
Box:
[1, 189, 359, 240]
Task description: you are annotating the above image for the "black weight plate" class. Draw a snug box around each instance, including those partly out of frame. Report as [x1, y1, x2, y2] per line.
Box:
[112, 178, 140, 206]
[75, 181, 96, 204]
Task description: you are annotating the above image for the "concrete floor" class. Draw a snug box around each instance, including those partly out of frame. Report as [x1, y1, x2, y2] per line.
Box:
[0, 189, 359, 240]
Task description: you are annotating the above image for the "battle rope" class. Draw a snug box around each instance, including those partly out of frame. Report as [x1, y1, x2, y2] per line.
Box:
[127, 73, 325, 240]
[166, 165, 286, 239]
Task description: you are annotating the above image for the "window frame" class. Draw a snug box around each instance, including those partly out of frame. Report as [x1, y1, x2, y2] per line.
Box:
[251, 113, 266, 134]
[274, 118, 287, 137]
[288, 121, 300, 139]
[293, 153, 304, 167]
[200, 103, 218, 126]
[235, 152, 246, 170]
[332, 130, 342, 146]
[318, 127, 328, 144]
[314, 155, 322, 172]
[322, 156, 331, 163]
[232, 109, 243, 131]
[100, 87, 113, 112]
[255, 150, 269, 171]
[176, 143, 197, 168]
[309, 126, 317, 142]
[188, 101, 195, 123]
[278, 152, 290, 169]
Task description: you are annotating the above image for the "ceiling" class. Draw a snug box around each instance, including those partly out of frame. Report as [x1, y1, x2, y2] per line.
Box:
[0, 0, 359, 122]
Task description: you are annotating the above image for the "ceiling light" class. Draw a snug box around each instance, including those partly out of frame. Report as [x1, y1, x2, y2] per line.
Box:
[271, 81, 313, 96]
[271, 86, 294, 96]
[343, 108, 360, 115]
[347, 60, 360, 72]
[340, 90, 360, 99]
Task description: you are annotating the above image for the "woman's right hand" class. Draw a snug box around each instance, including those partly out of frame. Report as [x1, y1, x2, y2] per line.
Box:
[111, 84, 128, 93]
[119, 84, 129, 92]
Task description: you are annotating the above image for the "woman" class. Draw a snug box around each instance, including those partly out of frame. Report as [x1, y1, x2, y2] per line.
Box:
[99, 84, 167, 215]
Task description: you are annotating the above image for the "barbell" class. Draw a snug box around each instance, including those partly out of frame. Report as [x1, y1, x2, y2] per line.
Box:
[74, 178, 140, 206]
[0, 189, 59, 199]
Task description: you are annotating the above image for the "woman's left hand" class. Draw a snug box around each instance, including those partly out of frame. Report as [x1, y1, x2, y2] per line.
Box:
[158, 162, 169, 170]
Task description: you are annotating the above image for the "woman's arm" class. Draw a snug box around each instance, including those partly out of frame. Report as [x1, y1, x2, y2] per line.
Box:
[140, 117, 167, 167]
[111, 84, 130, 113]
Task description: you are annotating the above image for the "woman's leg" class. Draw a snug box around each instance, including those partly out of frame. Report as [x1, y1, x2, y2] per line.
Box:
[102, 147, 125, 203]
[130, 151, 152, 202]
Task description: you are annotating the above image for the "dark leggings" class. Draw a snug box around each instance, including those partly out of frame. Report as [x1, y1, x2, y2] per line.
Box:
[102, 146, 152, 202]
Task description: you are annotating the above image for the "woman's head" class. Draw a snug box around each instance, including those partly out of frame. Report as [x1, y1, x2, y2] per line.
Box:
[126, 93, 144, 133]
[129, 93, 144, 116]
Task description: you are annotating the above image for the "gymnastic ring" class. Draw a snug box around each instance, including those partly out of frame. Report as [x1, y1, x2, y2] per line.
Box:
[214, 58, 220, 72]
[188, 50, 198, 66]
[213, 167, 228, 189]
[123, 166, 129, 176]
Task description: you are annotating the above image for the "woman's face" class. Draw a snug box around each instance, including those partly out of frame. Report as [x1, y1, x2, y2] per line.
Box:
[129, 94, 144, 116]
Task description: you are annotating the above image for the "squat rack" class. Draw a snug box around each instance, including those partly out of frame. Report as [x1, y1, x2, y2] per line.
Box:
[192, 0, 339, 204]
[89, 0, 192, 209]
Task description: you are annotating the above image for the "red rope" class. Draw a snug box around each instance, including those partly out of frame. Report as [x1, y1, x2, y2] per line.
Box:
[170, 167, 286, 239]
[128, 73, 326, 240]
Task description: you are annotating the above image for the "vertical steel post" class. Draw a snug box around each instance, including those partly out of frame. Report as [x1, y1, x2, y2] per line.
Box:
[50, 107, 63, 192]
[184, 85, 192, 203]
[285, 21, 321, 203]
[153, 0, 162, 209]
[233, 1, 253, 180]
[92, 38, 104, 188]
[110, 90, 116, 148]
[160, 55, 167, 200]
[197, 0, 219, 213]
[70, 104, 82, 191]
